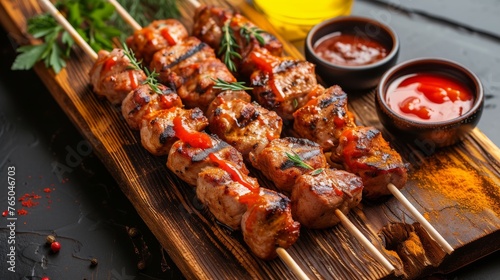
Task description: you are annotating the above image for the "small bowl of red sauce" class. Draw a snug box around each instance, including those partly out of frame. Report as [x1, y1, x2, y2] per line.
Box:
[305, 16, 399, 91]
[376, 58, 484, 148]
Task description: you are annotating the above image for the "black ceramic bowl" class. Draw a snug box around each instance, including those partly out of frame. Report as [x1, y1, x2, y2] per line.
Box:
[375, 58, 484, 148]
[305, 16, 399, 91]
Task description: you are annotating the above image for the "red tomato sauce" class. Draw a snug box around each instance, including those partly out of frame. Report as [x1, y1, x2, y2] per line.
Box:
[314, 32, 387, 66]
[386, 73, 474, 122]
[172, 116, 212, 149]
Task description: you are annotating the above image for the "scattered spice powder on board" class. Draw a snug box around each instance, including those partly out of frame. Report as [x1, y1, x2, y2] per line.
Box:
[401, 232, 425, 257]
[18, 209, 28, 215]
[411, 158, 500, 214]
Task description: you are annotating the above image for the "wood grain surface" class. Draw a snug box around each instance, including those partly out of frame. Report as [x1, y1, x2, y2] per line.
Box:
[1, 0, 499, 279]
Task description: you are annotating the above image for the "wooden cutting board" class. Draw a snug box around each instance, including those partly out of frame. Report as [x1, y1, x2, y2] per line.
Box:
[1, 0, 499, 279]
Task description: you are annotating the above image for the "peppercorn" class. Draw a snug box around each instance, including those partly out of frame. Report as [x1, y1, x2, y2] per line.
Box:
[90, 258, 98, 267]
[128, 227, 139, 238]
[46, 235, 56, 244]
[137, 260, 146, 270]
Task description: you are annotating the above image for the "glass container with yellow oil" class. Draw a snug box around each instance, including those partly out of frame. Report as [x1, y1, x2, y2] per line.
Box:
[253, 0, 354, 41]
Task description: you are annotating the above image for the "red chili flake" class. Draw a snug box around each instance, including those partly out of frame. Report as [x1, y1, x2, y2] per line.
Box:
[18, 209, 28, 215]
[19, 193, 30, 202]
[44, 188, 52, 193]
[22, 199, 39, 208]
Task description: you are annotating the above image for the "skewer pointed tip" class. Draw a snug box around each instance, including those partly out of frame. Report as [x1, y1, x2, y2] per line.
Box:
[387, 183, 454, 255]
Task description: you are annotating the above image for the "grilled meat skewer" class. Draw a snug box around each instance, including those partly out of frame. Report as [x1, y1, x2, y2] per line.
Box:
[126, 19, 189, 66]
[334, 126, 408, 200]
[89, 49, 147, 105]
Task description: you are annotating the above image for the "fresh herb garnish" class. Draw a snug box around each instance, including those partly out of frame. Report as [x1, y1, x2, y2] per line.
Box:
[240, 24, 265, 46]
[212, 78, 253, 91]
[219, 19, 241, 72]
[311, 168, 324, 176]
[286, 152, 313, 170]
[11, 14, 69, 74]
[11, 0, 120, 74]
[122, 43, 163, 95]
[112, 0, 180, 40]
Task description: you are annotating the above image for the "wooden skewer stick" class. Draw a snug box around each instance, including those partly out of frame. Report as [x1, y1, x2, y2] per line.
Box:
[107, 0, 142, 31]
[186, 0, 202, 8]
[387, 183, 454, 254]
[41, 0, 310, 278]
[335, 210, 395, 273]
[276, 248, 311, 280]
[39, 0, 97, 61]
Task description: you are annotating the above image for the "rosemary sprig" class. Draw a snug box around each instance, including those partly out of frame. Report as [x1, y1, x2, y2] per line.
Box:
[310, 168, 324, 176]
[240, 24, 265, 46]
[122, 43, 163, 95]
[219, 19, 241, 72]
[212, 78, 253, 91]
[122, 43, 142, 71]
[286, 152, 313, 170]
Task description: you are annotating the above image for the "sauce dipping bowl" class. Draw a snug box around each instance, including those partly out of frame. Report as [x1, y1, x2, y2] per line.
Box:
[305, 16, 399, 91]
[375, 58, 484, 148]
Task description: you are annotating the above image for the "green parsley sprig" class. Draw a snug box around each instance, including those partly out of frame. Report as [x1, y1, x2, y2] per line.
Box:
[122, 43, 163, 95]
[219, 19, 241, 72]
[11, 14, 69, 73]
[212, 78, 253, 91]
[11, 0, 120, 74]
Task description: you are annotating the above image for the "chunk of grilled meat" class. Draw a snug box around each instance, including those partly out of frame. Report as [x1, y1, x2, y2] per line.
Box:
[197, 166, 257, 230]
[121, 84, 182, 130]
[249, 137, 328, 193]
[126, 19, 189, 66]
[334, 127, 408, 200]
[205, 90, 251, 121]
[241, 188, 300, 260]
[249, 49, 318, 120]
[293, 85, 357, 152]
[89, 49, 146, 105]
[291, 169, 363, 229]
[208, 98, 283, 158]
[192, 5, 283, 76]
[167, 135, 248, 186]
[149, 37, 236, 112]
[150, 37, 216, 75]
[141, 107, 208, 156]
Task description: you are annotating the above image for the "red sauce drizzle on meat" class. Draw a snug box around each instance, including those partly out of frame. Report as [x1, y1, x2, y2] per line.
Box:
[172, 116, 212, 149]
[208, 153, 260, 205]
